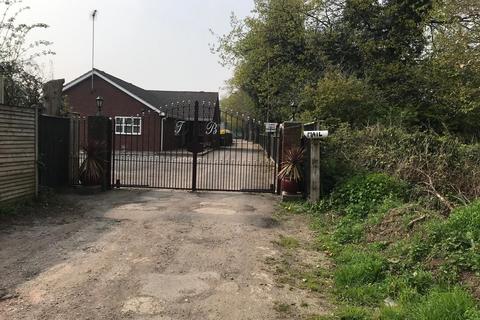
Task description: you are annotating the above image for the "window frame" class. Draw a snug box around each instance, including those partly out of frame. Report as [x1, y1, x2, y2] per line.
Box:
[115, 116, 142, 135]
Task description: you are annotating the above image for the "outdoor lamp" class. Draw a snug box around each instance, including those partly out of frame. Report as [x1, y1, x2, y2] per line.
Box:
[96, 96, 104, 116]
[290, 101, 298, 121]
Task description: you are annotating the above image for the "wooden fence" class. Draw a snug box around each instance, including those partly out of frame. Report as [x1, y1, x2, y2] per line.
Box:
[0, 104, 38, 203]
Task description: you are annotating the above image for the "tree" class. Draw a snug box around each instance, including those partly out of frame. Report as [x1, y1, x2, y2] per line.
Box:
[213, 0, 312, 121]
[214, 0, 480, 138]
[302, 68, 387, 128]
[0, 0, 54, 106]
[221, 88, 257, 117]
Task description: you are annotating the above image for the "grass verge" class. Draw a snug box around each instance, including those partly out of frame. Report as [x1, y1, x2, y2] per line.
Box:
[282, 173, 480, 319]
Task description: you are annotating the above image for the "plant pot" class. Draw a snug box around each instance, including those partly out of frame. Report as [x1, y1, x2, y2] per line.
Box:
[281, 178, 298, 194]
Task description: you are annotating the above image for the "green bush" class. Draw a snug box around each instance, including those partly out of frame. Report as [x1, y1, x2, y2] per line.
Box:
[429, 200, 480, 273]
[395, 201, 480, 277]
[321, 124, 480, 209]
[413, 288, 480, 320]
[331, 173, 408, 218]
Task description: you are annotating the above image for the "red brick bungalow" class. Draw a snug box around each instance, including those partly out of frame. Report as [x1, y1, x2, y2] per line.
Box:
[63, 69, 220, 151]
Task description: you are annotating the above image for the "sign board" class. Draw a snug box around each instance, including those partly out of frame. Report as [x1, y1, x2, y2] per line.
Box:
[265, 123, 278, 133]
[304, 130, 329, 139]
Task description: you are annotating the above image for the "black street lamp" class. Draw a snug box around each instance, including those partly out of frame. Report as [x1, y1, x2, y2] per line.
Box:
[96, 96, 104, 116]
[290, 101, 298, 121]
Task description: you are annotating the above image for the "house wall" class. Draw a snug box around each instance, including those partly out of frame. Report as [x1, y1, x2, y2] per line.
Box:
[112, 116, 180, 152]
[64, 75, 179, 151]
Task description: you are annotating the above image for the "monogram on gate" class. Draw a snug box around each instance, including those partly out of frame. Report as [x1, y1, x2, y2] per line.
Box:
[174, 121, 186, 136]
[205, 121, 218, 135]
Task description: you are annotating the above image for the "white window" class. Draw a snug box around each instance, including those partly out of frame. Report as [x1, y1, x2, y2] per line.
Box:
[115, 117, 142, 135]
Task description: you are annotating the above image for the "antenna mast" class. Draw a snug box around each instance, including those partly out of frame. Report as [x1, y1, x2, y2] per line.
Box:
[91, 9, 98, 92]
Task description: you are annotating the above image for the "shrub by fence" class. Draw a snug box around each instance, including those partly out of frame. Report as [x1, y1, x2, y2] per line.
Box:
[321, 124, 480, 211]
[0, 104, 37, 203]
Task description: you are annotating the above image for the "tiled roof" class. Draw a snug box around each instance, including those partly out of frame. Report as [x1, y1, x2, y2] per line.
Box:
[64, 69, 219, 121]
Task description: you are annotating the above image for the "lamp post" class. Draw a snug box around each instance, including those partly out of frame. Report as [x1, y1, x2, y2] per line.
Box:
[96, 96, 104, 116]
[290, 101, 298, 121]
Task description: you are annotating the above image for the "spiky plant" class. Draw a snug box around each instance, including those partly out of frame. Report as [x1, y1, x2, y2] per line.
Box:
[278, 147, 305, 182]
[79, 141, 105, 186]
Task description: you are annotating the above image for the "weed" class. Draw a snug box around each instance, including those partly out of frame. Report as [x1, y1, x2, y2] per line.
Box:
[273, 301, 291, 313]
[276, 235, 300, 249]
[334, 250, 386, 287]
[300, 271, 324, 292]
[333, 216, 364, 244]
[414, 288, 480, 320]
[331, 173, 408, 218]
[429, 200, 480, 273]
[335, 305, 372, 319]
[376, 305, 408, 320]
[337, 283, 388, 306]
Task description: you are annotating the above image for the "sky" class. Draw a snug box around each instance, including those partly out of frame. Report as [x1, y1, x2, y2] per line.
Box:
[18, 0, 254, 95]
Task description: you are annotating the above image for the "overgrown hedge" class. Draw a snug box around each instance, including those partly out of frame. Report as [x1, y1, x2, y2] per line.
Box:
[321, 124, 480, 212]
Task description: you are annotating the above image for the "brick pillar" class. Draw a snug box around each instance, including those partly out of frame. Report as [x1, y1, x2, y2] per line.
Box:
[88, 116, 112, 190]
[279, 122, 303, 193]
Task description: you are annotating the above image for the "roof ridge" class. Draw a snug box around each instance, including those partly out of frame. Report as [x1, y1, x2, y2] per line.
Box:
[147, 89, 218, 94]
[64, 69, 219, 115]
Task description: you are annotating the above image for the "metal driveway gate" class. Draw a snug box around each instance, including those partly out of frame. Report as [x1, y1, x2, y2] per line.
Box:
[109, 101, 279, 193]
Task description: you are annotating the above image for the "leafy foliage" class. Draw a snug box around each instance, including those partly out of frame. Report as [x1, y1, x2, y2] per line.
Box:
[0, 0, 54, 106]
[278, 147, 305, 182]
[427, 200, 480, 274]
[221, 89, 257, 117]
[321, 124, 480, 211]
[331, 173, 408, 218]
[79, 142, 106, 186]
[301, 69, 386, 127]
[215, 0, 480, 138]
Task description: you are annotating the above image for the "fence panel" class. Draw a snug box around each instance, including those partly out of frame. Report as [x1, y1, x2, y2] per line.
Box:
[0, 104, 37, 203]
[38, 115, 70, 188]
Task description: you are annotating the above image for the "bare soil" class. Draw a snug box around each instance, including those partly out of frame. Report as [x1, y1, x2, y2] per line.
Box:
[0, 190, 331, 320]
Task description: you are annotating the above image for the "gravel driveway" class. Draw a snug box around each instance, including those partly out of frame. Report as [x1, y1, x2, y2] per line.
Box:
[0, 190, 329, 319]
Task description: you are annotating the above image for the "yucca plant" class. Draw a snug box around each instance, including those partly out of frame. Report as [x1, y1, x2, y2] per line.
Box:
[79, 141, 105, 186]
[278, 147, 305, 182]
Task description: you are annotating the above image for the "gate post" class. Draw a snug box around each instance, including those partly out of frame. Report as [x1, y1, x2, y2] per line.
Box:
[304, 129, 329, 202]
[191, 101, 199, 191]
[309, 140, 321, 203]
[88, 116, 112, 190]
